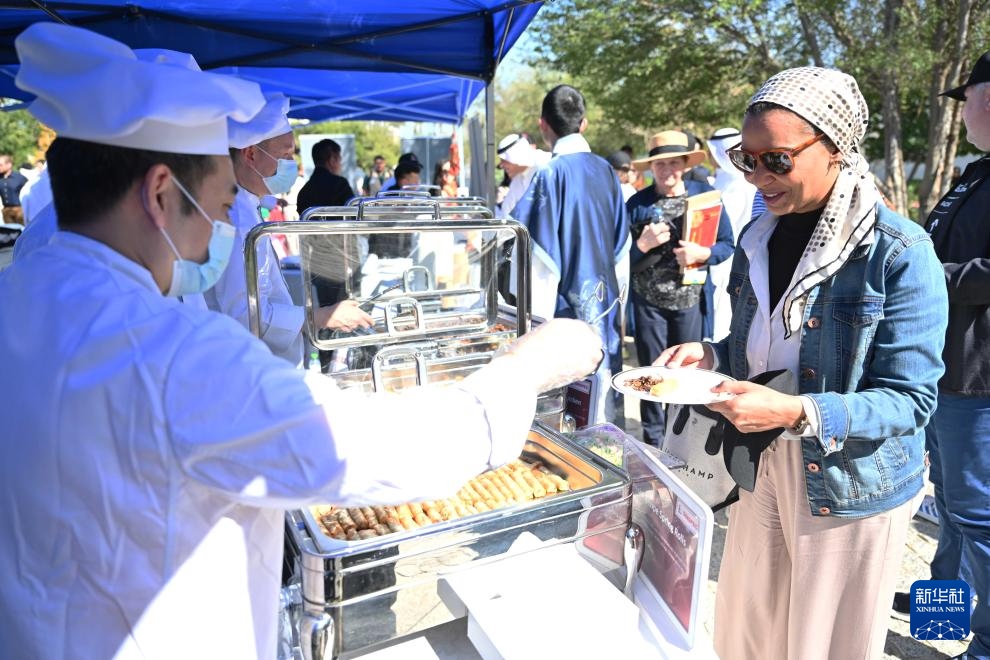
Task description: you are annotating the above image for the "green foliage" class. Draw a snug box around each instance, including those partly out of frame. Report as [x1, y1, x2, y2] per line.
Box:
[293, 120, 400, 169]
[531, 0, 808, 145]
[0, 106, 43, 165]
[530, 0, 990, 199]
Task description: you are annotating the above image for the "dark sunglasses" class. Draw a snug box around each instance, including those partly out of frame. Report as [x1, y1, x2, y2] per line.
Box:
[727, 133, 826, 175]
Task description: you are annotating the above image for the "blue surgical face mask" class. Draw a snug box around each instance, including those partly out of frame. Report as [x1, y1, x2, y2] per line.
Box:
[159, 177, 236, 297]
[253, 145, 297, 195]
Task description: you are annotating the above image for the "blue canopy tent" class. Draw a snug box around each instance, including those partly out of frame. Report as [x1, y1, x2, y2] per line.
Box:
[0, 0, 544, 202]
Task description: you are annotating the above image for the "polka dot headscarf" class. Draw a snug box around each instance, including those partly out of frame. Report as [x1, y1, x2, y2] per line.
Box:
[748, 67, 883, 338]
[748, 66, 870, 156]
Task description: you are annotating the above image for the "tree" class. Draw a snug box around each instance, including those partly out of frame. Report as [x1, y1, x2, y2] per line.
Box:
[531, 0, 990, 218]
[532, 0, 809, 142]
[0, 105, 44, 165]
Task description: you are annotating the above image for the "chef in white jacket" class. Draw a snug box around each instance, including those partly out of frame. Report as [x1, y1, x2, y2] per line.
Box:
[0, 24, 602, 660]
[204, 94, 372, 364]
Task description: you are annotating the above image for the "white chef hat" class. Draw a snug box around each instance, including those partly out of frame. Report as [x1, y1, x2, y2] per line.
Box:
[14, 23, 265, 156]
[227, 93, 292, 149]
[134, 48, 202, 72]
[497, 133, 535, 168]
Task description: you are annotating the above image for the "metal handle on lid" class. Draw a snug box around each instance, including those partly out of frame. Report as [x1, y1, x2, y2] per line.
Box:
[383, 296, 425, 336]
[403, 265, 434, 292]
[371, 345, 428, 392]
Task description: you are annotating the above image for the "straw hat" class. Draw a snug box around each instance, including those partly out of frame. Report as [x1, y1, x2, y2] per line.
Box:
[632, 130, 706, 171]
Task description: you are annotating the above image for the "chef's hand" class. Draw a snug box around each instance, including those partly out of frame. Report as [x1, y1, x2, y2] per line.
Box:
[636, 221, 671, 252]
[654, 342, 712, 370]
[706, 381, 805, 433]
[315, 300, 374, 333]
[499, 319, 603, 393]
[673, 240, 711, 268]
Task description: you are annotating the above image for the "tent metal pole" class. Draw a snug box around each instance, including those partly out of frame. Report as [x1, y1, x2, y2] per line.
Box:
[485, 81, 496, 210]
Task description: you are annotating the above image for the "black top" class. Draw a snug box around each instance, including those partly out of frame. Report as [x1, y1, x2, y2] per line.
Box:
[627, 183, 702, 310]
[0, 171, 28, 207]
[767, 208, 822, 310]
[925, 155, 990, 395]
[296, 167, 354, 217]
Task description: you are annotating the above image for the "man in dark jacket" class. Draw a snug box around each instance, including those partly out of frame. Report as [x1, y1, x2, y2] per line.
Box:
[896, 51, 990, 659]
[296, 139, 353, 215]
[296, 139, 358, 318]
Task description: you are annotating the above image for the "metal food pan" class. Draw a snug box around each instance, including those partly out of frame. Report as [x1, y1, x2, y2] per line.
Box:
[299, 425, 615, 558]
[286, 425, 631, 657]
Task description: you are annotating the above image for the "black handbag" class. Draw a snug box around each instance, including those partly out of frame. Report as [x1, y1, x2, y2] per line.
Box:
[661, 369, 793, 512]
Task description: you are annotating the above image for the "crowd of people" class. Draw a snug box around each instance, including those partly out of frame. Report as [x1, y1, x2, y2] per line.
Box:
[1, 16, 988, 660]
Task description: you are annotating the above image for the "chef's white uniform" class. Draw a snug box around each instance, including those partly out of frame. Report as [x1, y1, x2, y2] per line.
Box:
[204, 186, 305, 364]
[0, 232, 535, 659]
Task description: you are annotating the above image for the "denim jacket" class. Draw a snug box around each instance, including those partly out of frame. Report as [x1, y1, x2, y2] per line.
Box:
[710, 204, 948, 518]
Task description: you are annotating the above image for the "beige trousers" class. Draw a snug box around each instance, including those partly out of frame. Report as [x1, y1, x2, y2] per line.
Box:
[714, 438, 917, 660]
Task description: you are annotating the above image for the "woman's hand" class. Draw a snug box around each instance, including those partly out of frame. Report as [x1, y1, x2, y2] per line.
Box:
[673, 240, 711, 268]
[654, 342, 711, 370]
[636, 221, 671, 252]
[315, 300, 374, 333]
[707, 382, 805, 433]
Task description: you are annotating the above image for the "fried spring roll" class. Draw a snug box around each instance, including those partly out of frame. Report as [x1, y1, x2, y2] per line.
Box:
[440, 499, 460, 520]
[387, 520, 405, 534]
[532, 470, 557, 494]
[519, 470, 546, 498]
[413, 512, 430, 527]
[348, 507, 369, 530]
[495, 469, 528, 501]
[546, 473, 570, 492]
[361, 506, 379, 528]
[373, 523, 389, 536]
[324, 521, 344, 539]
[396, 504, 414, 520]
[334, 509, 357, 532]
[461, 483, 483, 503]
[356, 529, 379, 540]
[345, 528, 359, 541]
[423, 503, 443, 523]
[314, 505, 336, 518]
[372, 506, 390, 522]
[398, 515, 417, 530]
[510, 470, 535, 499]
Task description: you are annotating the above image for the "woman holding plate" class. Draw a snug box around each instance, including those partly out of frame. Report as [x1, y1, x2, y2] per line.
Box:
[656, 67, 948, 659]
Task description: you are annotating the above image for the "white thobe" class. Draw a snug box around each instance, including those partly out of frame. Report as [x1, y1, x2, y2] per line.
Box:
[498, 166, 537, 219]
[204, 187, 305, 365]
[0, 231, 536, 659]
[709, 170, 757, 340]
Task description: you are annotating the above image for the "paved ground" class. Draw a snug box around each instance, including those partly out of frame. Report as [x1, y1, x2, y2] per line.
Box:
[618, 340, 968, 659]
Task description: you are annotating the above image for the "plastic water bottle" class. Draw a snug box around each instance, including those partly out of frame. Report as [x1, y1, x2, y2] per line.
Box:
[307, 350, 322, 374]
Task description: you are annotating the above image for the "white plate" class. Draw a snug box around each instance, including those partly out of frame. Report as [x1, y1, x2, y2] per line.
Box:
[611, 366, 735, 405]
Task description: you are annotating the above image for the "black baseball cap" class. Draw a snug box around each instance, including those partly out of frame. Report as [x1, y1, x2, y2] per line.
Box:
[606, 150, 632, 170]
[941, 51, 990, 101]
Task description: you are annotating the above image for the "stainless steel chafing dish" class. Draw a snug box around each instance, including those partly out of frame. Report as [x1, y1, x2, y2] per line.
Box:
[287, 423, 631, 659]
[244, 194, 610, 659]
[243, 194, 569, 429]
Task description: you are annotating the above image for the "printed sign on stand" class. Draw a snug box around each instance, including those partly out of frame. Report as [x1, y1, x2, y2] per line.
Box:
[625, 440, 714, 653]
